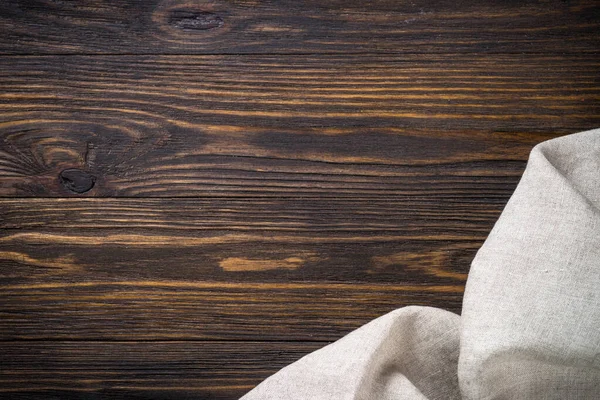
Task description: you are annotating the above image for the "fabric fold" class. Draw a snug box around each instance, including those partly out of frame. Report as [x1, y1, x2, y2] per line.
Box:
[242, 307, 460, 400]
[459, 128, 600, 399]
[241, 128, 600, 400]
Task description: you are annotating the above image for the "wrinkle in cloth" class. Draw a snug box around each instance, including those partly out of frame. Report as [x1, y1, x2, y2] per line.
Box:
[241, 128, 600, 400]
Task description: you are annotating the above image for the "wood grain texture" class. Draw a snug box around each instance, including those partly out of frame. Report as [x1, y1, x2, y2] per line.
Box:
[0, 197, 503, 245]
[1, 196, 477, 340]
[0, 281, 463, 341]
[0, 341, 325, 399]
[1, 0, 599, 398]
[1, 54, 598, 197]
[0, 0, 598, 55]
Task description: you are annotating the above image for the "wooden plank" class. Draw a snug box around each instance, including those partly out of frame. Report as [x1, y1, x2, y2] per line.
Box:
[0, 0, 598, 55]
[0, 197, 492, 283]
[0, 196, 474, 340]
[1, 54, 598, 197]
[0, 340, 324, 399]
[0, 280, 463, 341]
[0, 197, 509, 234]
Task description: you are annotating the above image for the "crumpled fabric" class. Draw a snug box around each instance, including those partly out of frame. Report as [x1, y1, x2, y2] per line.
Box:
[241, 128, 600, 400]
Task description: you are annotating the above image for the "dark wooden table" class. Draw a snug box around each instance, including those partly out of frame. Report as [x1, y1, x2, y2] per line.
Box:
[0, 1, 598, 399]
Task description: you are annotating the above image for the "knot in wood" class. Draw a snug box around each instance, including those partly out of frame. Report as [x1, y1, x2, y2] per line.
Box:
[168, 10, 224, 30]
[59, 169, 96, 194]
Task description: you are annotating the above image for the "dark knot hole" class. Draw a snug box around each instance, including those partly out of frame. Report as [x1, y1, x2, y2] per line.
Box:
[59, 169, 96, 193]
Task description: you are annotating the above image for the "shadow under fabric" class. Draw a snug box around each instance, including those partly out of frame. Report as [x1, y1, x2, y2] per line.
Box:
[240, 128, 600, 400]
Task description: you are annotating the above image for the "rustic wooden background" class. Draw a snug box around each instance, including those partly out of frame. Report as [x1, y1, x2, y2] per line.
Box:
[0, 0, 599, 398]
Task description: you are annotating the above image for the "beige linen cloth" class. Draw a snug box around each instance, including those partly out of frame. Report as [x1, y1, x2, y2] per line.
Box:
[241, 128, 600, 400]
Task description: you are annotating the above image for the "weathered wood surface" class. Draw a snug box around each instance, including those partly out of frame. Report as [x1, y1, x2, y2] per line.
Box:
[0, 196, 481, 340]
[1, 55, 598, 197]
[0, 0, 598, 55]
[0, 281, 463, 341]
[0, 341, 324, 399]
[1, 0, 599, 398]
